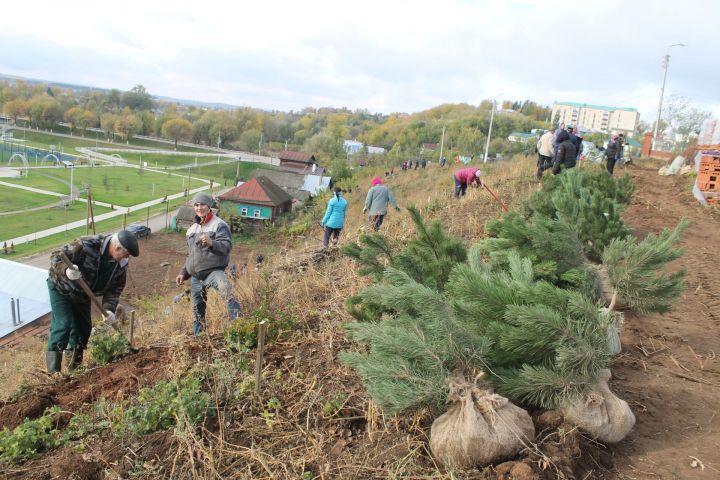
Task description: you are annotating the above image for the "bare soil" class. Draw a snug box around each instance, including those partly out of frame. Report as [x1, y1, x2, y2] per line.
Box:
[1, 163, 718, 479]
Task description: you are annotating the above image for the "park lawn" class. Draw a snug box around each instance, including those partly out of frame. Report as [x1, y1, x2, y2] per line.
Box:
[6, 130, 145, 154]
[0, 184, 62, 213]
[2, 202, 112, 240]
[187, 161, 275, 184]
[2, 196, 190, 259]
[2, 171, 70, 193]
[118, 151, 225, 168]
[4, 166, 207, 206]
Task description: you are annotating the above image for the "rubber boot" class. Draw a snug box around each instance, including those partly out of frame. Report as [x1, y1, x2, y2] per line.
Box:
[46, 351, 62, 374]
[64, 349, 84, 373]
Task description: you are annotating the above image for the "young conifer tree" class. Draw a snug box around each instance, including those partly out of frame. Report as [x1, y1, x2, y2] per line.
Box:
[524, 168, 635, 262]
[341, 251, 612, 413]
[342, 205, 467, 322]
[600, 219, 688, 313]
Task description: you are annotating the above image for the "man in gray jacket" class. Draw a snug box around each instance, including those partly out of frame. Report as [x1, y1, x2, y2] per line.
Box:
[175, 192, 241, 335]
[363, 177, 401, 231]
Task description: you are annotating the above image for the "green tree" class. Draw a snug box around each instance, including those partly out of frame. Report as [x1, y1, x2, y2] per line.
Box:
[237, 128, 262, 152]
[160, 117, 194, 149]
[63, 107, 83, 133]
[120, 84, 154, 111]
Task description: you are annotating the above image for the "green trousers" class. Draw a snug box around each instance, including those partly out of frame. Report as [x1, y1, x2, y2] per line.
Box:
[47, 279, 92, 352]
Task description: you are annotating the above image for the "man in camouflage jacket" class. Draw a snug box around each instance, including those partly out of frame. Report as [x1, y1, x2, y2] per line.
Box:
[46, 231, 138, 373]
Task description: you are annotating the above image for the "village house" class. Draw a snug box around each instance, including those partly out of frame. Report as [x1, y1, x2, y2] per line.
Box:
[218, 176, 293, 224]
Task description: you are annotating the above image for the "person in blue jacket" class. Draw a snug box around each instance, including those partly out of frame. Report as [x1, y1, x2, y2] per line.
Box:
[320, 187, 348, 248]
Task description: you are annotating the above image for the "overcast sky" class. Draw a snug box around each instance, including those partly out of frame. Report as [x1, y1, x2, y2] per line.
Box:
[1, 0, 718, 123]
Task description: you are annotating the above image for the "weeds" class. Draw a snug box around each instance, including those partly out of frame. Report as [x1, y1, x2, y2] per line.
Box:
[90, 324, 131, 365]
[0, 407, 61, 463]
[123, 375, 210, 435]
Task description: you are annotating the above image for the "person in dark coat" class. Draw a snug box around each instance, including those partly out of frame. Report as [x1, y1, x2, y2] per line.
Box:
[46, 231, 139, 373]
[552, 130, 577, 174]
[605, 132, 621, 174]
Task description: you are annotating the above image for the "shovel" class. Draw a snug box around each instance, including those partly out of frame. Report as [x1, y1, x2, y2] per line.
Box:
[59, 252, 139, 353]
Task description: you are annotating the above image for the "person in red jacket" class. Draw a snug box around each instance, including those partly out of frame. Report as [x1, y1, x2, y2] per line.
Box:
[454, 167, 483, 198]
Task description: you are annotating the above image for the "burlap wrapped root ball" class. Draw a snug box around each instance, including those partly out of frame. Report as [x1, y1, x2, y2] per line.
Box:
[430, 377, 535, 469]
[559, 368, 635, 443]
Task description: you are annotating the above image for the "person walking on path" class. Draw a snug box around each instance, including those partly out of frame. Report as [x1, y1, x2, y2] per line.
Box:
[551, 129, 578, 174]
[364, 177, 401, 231]
[536, 127, 556, 179]
[46, 230, 139, 373]
[175, 192, 241, 336]
[453, 167, 483, 198]
[320, 187, 348, 248]
[605, 132, 621, 175]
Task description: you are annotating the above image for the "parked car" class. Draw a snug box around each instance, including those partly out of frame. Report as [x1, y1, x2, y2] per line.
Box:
[126, 223, 151, 239]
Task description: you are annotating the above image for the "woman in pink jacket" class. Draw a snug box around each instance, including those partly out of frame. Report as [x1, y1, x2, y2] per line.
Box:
[453, 167, 483, 198]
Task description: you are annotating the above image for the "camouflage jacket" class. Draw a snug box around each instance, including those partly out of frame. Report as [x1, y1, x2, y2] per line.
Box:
[48, 235, 128, 312]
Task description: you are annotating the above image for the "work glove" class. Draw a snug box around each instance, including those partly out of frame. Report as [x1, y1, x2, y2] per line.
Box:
[104, 310, 117, 325]
[65, 265, 82, 280]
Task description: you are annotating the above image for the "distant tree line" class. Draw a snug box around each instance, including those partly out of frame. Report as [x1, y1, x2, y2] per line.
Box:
[1, 80, 558, 167]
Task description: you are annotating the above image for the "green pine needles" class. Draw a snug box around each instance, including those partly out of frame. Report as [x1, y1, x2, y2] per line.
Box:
[341, 168, 686, 417]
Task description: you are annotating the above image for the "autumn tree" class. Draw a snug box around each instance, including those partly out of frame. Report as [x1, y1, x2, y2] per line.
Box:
[3, 99, 28, 123]
[161, 118, 193, 149]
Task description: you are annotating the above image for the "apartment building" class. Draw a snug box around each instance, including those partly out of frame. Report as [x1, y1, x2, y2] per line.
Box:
[551, 102, 639, 135]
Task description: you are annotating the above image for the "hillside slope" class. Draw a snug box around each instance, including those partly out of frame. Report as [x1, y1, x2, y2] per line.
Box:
[1, 159, 718, 479]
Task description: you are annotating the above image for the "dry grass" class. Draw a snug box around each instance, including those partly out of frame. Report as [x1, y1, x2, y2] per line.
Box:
[5, 155, 593, 479]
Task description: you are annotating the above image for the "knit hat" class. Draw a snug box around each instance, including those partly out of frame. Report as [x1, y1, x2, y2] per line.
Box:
[371, 177, 383, 186]
[117, 230, 140, 257]
[192, 192, 214, 207]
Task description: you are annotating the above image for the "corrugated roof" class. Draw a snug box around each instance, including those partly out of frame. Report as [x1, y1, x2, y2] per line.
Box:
[254, 169, 305, 191]
[0, 258, 50, 339]
[219, 176, 293, 206]
[278, 150, 315, 163]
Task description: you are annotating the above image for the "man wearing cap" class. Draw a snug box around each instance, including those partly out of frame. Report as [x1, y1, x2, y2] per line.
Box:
[453, 167, 483, 198]
[363, 177, 401, 231]
[46, 230, 139, 373]
[175, 192, 241, 335]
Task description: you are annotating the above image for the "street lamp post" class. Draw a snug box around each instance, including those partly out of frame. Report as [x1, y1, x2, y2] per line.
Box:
[483, 99, 497, 163]
[651, 43, 687, 150]
[69, 164, 74, 206]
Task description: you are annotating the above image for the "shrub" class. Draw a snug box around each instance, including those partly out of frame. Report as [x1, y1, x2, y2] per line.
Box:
[90, 325, 130, 365]
[0, 407, 61, 463]
[123, 376, 210, 435]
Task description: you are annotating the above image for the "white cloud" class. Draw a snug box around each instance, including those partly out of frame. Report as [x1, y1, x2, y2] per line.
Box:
[1, 0, 718, 120]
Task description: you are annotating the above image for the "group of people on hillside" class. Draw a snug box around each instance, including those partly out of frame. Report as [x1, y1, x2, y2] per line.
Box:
[537, 123, 625, 178]
[47, 164, 490, 373]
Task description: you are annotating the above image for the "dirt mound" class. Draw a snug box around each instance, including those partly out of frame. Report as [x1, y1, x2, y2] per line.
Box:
[0, 347, 170, 430]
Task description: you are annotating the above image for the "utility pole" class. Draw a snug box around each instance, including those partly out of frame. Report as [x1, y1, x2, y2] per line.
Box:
[652, 44, 687, 151]
[438, 125, 445, 163]
[483, 100, 497, 163]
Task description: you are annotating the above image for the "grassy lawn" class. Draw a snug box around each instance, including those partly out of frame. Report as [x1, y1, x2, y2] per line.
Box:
[0, 184, 61, 212]
[2, 197, 190, 259]
[118, 151, 224, 168]
[187, 161, 276, 183]
[3, 130, 144, 154]
[3, 166, 207, 206]
[45, 125, 215, 153]
[2, 201, 112, 240]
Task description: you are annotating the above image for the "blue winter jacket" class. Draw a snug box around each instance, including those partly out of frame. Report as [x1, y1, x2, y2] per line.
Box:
[321, 194, 348, 229]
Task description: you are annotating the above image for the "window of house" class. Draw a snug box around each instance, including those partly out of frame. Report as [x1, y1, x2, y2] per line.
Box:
[254, 209, 261, 218]
[241, 207, 248, 216]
